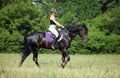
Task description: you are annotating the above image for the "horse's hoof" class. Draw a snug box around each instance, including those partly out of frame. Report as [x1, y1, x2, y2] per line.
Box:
[61, 65, 65, 68]
[18, 64, 22, 67]
[61, 62, 65, 68]
[37, 65, 41, 68]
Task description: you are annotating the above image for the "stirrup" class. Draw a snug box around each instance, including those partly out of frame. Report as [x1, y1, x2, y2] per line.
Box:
[51, 37, 57, 49]
[51, 46, 55, 49]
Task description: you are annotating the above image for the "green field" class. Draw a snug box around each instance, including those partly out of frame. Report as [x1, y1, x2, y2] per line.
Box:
[0, 54, 120, 78]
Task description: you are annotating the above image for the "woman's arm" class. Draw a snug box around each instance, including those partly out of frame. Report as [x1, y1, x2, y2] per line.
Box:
[50, 15, 64, 28]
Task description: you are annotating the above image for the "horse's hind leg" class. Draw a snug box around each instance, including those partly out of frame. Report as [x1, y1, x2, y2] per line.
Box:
[33, 48, 40, 67]
[19, 50, 31, 67]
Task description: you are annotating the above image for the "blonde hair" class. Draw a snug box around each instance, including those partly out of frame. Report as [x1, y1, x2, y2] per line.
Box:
[48, 13, 52, 20]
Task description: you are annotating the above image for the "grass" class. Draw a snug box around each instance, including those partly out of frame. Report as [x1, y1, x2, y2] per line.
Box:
[0, 53, 120, 78]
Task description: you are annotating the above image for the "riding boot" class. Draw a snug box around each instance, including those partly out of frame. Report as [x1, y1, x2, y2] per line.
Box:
[51, 37, 57, 49]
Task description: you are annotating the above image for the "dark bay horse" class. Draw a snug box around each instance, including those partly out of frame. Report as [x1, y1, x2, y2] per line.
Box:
[19, 24, 88, 68]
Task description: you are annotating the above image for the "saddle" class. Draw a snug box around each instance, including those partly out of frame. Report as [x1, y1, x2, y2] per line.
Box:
[45, 28, 64, 42]
[45, 28, 68, 49]
[45, 31, 55, 42]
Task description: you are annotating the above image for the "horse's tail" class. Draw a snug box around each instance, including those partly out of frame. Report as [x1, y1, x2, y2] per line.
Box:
[19, 34, 32, 67]
[23, 34, 28, 51]
[23, 34, 32, 54]
[22, 35, 27, 52]
[18, 34, 30, 55]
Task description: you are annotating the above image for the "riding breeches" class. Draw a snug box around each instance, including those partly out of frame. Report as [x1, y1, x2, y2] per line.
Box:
[48, 25, 59, 38]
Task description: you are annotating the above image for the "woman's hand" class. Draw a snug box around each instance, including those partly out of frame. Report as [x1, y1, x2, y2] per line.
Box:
[61, 26, 64, 28]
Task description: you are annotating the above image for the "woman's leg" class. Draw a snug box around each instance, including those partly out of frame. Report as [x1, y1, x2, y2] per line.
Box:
[48, 25, 59, 49]
[48, 25, 59, 37]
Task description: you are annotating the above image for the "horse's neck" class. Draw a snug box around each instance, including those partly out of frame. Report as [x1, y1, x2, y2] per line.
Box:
[59, 28, 78, 40]
[68, 32, 78, 40]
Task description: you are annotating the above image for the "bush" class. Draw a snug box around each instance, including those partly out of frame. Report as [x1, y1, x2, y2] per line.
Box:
[0, 0, 119, 54]
[81, 6, 120, 54]
[0, 1, 41, 52]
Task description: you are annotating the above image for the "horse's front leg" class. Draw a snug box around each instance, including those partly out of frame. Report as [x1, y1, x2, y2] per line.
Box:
[60, 49, 70, 68]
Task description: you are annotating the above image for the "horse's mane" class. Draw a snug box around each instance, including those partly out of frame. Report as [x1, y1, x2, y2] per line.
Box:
[66, 24, 88, 32]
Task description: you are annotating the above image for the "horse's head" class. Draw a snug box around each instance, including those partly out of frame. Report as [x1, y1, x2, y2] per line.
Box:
[78, 25, 88, 42]
[66, 24, 88, 42]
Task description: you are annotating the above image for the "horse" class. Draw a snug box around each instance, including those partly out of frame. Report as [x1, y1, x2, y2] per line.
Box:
[19, 24, 88, 68]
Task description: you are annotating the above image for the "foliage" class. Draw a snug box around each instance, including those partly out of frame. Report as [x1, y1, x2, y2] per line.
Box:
[81, 5, 120, 54]
[0, 0, 120, 54]
[0, 0, 41, 52]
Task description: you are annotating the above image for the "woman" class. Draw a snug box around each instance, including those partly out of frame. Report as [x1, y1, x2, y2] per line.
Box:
[48, 8, 64, 49]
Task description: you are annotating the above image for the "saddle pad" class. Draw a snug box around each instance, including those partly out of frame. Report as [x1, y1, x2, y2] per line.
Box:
[45, 32, 53, 42]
